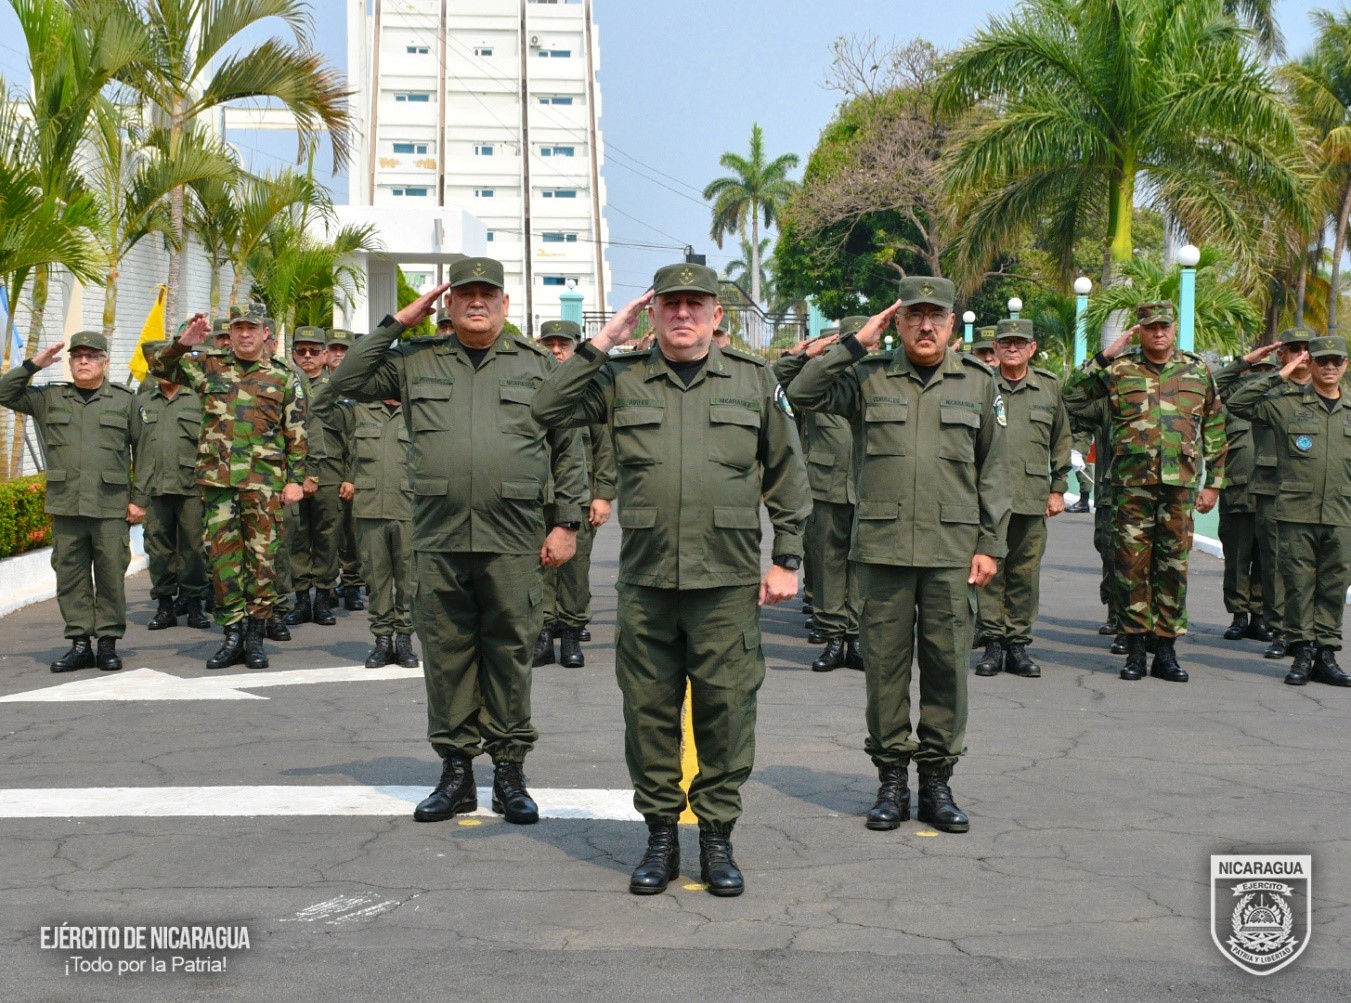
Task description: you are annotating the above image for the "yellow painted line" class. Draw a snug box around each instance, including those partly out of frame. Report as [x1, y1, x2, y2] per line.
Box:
[915, 831, 940, 837]
[457, 819, 482, 826]
[682, 883, 707, 891]
[678, 681, 698, 825]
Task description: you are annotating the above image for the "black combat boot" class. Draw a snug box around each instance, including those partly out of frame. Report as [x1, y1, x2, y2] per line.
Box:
[394, 633, 419, 667]
[1098, 618, 1119, 636]
[184, 598, 211, 629]
[1004, 643, 1041, 678]
[974, 640, 1003, 676]
[413, 754, 477, 821]
[343, 586, 365, 612]
[1264, 636, 1288, 659]
[50, 637, 95, 673]
[311, 589, 337, 626]
[629, 821, 681, 895]
[801, 600, 813, 616]
[559, 628, 585, 668]
[1120, 633, 1147, 680]
[812, 637, 846, 672]
[1065, 497, 1091, 513]
[916, 774, 970, 833]
[577, 625, 591, 642]
[1246, 616, 1274, 643]
[844, 636, 865, 671]
[698, 824, 744, 896]
[243, 617, 269, 670]
[265, 616, 291, 642]
[364, 635, 395, 668]
[284, 591, 311, 626]
[491, 761, 539, 824]
[532, 624, 555, 667]
[804, 616, 817, 633]
[206, 625, 245, 670]
[807, 626, 829, 644]
[172, 593, 190, 617]
[147, 597, 177, 630]
[1312, 647, 1351, 686]
[1284, 643, 1313, 686]
[1149, 635, 1188, 682]
[1223, 612, 1248, 640]
[95, 638, 122, 672]
[865, 763, 909, 830]
[1110, 632, 1129, 655]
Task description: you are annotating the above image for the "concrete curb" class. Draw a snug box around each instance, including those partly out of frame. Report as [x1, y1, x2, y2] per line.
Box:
[0, 525, 146, 619]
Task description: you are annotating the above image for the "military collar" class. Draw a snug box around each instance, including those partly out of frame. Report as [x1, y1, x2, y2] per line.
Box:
[642, 341, 730, 383]
[997, 368, 1038, 392]
[438, 332, 513, 356]
[1299, 382, 1349, 410]
[69, 380, 113, 401]
[887, 346, 963, 380]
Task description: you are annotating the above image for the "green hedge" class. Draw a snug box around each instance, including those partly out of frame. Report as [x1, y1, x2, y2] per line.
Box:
[0, 475, 52, 559]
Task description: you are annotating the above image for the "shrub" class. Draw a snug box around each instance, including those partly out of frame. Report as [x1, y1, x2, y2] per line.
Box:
[0, 475, 53, 559]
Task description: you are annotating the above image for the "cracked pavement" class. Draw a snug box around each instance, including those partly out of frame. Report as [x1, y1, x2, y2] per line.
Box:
[0, 514, 1346, 1001]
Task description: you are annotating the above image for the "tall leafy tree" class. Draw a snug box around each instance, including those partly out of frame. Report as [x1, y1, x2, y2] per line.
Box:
[933, 0, 1308, 288]
[703, 124, 799, 306]
[722, 236, 773, 303]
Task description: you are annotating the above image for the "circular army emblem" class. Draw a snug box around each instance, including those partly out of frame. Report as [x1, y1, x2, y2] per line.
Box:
[994, 393, 1007, 428]
[774, 384, 795, 418]
[1295, 434, 1313, 452]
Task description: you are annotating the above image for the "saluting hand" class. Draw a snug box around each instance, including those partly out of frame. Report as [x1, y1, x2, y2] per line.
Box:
[395, 282, 452, 328]
[854, 300, 904, 351]
[593, 291, 655, 353]
[1280, 350, 1309, 381]
[804, 333, 839, 359]
[178, 313, 209, 347]
[31, 342, 64, 370]
[1242, 341, 1282, 366]
[759, 565, 799, 607]
[1102, 325, 1140, 361]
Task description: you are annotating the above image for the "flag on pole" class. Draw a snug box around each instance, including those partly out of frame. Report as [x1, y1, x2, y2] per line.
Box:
[58, 277, 87, 383]
[0, 283, 21, 369]
[129, 285, 167, 384]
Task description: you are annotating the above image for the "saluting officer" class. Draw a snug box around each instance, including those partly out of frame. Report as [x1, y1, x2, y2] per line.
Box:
[331, 258, 588, 827]
[1225, 336, 1351, 687]
[0, 332, 139, 672]
[131, 340, 210, 631]
[532, 263, 810, 898]
[788, 277, 1010, 835]
[326, 328, 366, 611]
[974, 318, 1071, 679]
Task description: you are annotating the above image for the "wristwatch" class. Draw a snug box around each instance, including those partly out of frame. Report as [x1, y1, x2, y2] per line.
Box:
[554, 521, 582, 531]
[772, 554, 802, 571]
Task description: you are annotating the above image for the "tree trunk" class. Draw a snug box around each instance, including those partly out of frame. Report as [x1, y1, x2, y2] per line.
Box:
[1107, 157, 1135, 281]
[102, 265, 119, 340]
[749, 204, 762, 307]
[209, 259, 222, 319]
[1294, 251, 1308, 328]
[9, 266, 49, 478]
[1329, 179, 1351, 330]
[164, 183, 185, 337]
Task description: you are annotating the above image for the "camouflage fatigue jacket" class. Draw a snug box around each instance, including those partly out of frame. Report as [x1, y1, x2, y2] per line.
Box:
[149, 342, 308, 491]
[1064, 348, 1226, 491]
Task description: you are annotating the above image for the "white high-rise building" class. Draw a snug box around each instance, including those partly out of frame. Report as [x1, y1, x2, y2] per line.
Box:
[347, 0, 610, 335]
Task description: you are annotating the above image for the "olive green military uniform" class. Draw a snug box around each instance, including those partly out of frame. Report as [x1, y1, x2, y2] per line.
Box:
[1226, 345, 1351, 652]
[0, 345, 137, 640]
[977, 324, 1071, 648]
[542, 423, 617, 631]
[132, 376, 208, 603]
[330, 272, 587, 767]
[788, 292, 1009, 780]
[1069, 397, 1118, 620]
[327, 329, 365, 596]
[531, 282, 809, 827]
[273, 359, 325, 618]
[149, 317, 308, 626]
[289, 342, 344, 596]
[1212, 358, 1266, 619]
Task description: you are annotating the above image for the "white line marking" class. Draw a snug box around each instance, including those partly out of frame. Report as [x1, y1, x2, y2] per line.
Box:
[282, 894, 379, 923]
[0, 786, 643, 821]
[0, 664, 424, 703]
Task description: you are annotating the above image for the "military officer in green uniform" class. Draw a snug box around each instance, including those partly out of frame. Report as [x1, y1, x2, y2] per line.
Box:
[0, 331, 139, 672]
[974, 318, 1071, 678]
[131, 340, 211, 631]
[970, 326, 997, 366]
[1225, 336, 1351, 686]
[788, 277, 1009, 835]
[331, 257, 588, 827]
[151, 304, 308, 670]
[532, 263, 810, 897]
[773, 319, 865, 673]
[533, 320, 617, 670]
[1070, 397, 1123, 649]
[285, 326, 343, 626]
[326, 328, 366, 610]
[1063, 302, 1226, 683]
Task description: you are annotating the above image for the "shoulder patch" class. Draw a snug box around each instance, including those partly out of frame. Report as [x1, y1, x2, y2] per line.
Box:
[773, 384, 795, 418]
[993, 393, 1007, 427]
[517, 335, 549, 356]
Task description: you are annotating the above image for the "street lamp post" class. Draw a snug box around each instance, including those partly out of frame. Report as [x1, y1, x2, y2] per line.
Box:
[1177, 244, 1200, 352]
[1073, 276, 1092, 366]
[962, 310, 975, 344]
[1008, 297, 1023, 320]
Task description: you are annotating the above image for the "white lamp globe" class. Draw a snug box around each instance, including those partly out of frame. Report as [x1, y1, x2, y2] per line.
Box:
[1007, 297, 1023, 313]
[1073, 276, 1093, 296]
[1177, 244, 1201, 268]
[962, 310, 976, 324]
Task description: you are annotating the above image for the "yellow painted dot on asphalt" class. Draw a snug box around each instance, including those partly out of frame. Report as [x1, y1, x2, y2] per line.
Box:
[915, 831, 940, 837]
[682, 883, 707, 891]
[458, 819, 482, 827]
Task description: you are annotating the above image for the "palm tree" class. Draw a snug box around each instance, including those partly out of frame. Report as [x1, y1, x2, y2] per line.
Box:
[185, 170, 241, 320]
[248, 212, 380, 336]
[117, 0, 352, 331]
[723, 236, 773, 304]
[223, 169, 322, 309]
[703, 124, 799, 306]
[933, 0, 1308, 289]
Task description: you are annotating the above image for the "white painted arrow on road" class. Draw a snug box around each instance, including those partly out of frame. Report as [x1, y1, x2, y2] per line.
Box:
[0, 664, 423, 703]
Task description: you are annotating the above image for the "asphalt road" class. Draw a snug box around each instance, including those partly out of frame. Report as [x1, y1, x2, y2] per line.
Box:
[0, 511, 1346, 1002]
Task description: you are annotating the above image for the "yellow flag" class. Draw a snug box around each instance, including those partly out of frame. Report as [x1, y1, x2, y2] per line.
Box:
[129, 285, 167, 384]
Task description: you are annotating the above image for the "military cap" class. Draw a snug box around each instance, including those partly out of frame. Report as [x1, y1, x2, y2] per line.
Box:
[67, 331, 109, 354]
[1308, 336, 1347, 359]
[448, 256, 505, 289]
[229, 302, 268, 325]
[140, 338, 168, 359]
[327, 329, 355, 347]
[211, 317, 230, 335]
[898, 276, 955, 310]
[995, 318, 1035, 340]
[1136, 301, 1176, 325]
[972, 326, 997, 352]
[651, 262, 720, 297]
[1279, 327, 1316, 345]
[839, 316, 869, 337]
[435, 310, 454, 327]
[292, 325, 327, 346]
[539, 319, 581, 343]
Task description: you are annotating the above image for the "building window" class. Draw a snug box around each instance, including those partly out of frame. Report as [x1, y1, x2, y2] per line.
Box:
[474, 46, 493, 56]
[474, 188, 494, 198]
[394, 92, 432, 103]
[392, 142, 429, 155]
[474, 144, 495, 156]
[541, 189, 578, 199]
[486, 231, 495, 242]
[541, 232, 578, 243]
[540, 145, 575, 157]
[406, 44, 429, 54]
[538, 95, 574, 106]
[536, 49, 572, 58]
[542, 276, 568, 287]
[391, 187, 429, 197]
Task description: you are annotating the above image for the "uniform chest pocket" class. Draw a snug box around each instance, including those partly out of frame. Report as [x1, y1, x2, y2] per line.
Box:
[408, 381, 452, 432]
[248, 383, 284, 427]
[177, 414, 201, 438]
[44, 409, 73, 447]
[1028, 406, 1054, 442]
[1288, 429, 1319, 458]
[499, 383, 539, 437]
[99, 411, 129, 446]
[938, 405, 979, 462]
[863, 402, 908, 456]
[709, 404, 760, 470]
[354, 425, 383, 462]
[1114, 376, 1151, 416]
[613, 407, 664, 465]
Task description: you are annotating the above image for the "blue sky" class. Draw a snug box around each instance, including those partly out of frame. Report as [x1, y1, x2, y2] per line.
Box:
[0, 0, 1331, 305]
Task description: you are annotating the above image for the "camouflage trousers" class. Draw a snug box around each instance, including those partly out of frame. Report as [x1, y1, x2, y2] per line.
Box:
[202, 486, 283, 626]
[1112, 484, 1194, 638]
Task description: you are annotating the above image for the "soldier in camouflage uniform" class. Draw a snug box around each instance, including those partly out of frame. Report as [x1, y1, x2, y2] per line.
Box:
[151, 304, 308, 670]
[1064, 301, 1226, 683]
[326, 328, 366, 611]
[1226, 337, 1351, 686]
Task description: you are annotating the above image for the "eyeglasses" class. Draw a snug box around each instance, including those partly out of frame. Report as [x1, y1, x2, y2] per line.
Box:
[902, 309, 950, 323]
[994, 338, 1032, 348]
[69, 352, 104, 362]
[292, 347, 324, 357]
[1313, 357, 1346, 367]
